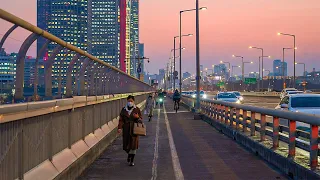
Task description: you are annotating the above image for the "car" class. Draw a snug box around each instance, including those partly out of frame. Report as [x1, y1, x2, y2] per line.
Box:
[275, 94, 320, 131]
[231, 91, 244, 103]
[214, 92, 241, 104]
[280, 88, 298, 99]
[305, 90, 313, 93]
[200, 91, 207, 99]
[191, 91, 207, 99]
[286, 91, 303, 96]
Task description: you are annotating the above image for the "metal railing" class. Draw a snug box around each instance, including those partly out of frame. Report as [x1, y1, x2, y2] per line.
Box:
[0, 92, 149, 180]
[182, 95, 320, 171]
[0, 8, 152, 102]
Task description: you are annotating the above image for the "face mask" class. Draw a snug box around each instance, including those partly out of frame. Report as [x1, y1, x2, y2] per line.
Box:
[127, 102, 134, 107]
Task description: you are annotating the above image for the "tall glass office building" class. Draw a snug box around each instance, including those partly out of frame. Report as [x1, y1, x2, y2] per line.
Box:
[129, 0, 139, 77]
[37, 0, 140, 88]
[92, 0, 120, 67]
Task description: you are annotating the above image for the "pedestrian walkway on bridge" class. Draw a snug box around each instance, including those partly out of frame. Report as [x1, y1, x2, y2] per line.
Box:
[78, 98, 286, 180]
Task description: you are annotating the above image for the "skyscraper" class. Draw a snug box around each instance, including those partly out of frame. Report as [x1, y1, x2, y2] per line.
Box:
[214, 64, 227, 76]
[129, 0, 139, 77]
[91, 0, 120, 67]
[273, 59, 287, 76]
[37, 0, 90, 90]
[139, 43, 144, 74]
[37, 0, 139, 90]
[37, 0, 51, 54]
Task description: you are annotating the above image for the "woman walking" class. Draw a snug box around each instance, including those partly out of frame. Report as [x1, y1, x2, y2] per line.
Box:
[145, 94, 155, 121]
[118, 95, 142, 166]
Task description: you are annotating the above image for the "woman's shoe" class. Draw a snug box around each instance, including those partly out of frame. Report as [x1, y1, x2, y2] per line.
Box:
[129, 154, 135, 166]
[127, 154, 131, 163]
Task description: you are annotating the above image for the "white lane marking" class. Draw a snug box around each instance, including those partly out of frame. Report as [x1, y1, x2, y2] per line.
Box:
[166, 111, 188, 113]
[151, 108, 160, 180]
[163, 105, 184, 180]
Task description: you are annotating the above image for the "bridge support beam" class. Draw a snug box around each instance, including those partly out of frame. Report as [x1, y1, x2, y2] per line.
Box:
[15, 33, 40, 100]
[34, 40, 51, 99]
[45, 45, 64, 98]
[0, 24, 18, 50]
[66, 54, 81, 97]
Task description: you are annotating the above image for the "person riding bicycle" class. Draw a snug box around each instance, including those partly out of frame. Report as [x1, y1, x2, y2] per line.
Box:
[173, 89, 181, 109]
[157, 92, 164, 106]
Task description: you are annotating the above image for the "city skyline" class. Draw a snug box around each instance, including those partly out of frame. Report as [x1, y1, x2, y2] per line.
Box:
[1, 0, 320, 76]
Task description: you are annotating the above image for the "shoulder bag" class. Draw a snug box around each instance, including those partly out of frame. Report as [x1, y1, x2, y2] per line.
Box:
[133, 122, 146, 136]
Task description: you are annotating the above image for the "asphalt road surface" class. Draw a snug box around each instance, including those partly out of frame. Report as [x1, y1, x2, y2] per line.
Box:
[207, 95, 280, 109]
[79, 99, 286, 180]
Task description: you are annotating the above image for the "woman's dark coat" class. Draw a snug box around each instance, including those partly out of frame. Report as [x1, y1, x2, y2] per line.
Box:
[118, 107, 142, 153]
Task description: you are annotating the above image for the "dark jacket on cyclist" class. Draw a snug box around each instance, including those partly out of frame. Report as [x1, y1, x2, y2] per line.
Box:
[173, 91, 181, 101]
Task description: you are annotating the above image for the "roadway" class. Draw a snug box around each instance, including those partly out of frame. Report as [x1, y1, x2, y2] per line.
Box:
[79, 98, 286, 180]
[206, 95, 280, 109]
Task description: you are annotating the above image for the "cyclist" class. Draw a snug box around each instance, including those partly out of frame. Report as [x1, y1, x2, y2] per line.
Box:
[173, 89, 181, 110]
[157, 92, 164, 107]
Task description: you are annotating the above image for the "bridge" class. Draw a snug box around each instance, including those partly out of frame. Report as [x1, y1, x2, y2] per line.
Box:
[1, 8, 320, 180]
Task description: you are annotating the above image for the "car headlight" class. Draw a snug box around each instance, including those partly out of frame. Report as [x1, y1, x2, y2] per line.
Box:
[236, 100, 241, 104]
[192, 94, 196, 98]
[239, 96, 244, 101]
[203, 94, 207, 99]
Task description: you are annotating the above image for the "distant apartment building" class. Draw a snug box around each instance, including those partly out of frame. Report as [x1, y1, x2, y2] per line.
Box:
[0, 49, 15, 95]
[183, 72, 191, 79]
[214, 64, 228, 77]
[0, 49, 45, 96]
[24, 57, 45, 88]
[273, 59, 287, 76]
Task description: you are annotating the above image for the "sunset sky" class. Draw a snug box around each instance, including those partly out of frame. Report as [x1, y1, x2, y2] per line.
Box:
[1, 0, 320, 75]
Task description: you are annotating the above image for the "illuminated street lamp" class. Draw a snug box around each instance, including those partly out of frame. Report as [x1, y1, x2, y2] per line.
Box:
[232, 55, 245, 82]
[173, 34, 191, 90]
[232, 65, 241, 77]
[179, 6, 207, 99]
[278, 32, 297, 88]
[249, 46, 265, 91]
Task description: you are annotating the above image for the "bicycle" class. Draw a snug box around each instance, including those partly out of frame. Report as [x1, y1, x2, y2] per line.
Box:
[174, 99, 180, 113]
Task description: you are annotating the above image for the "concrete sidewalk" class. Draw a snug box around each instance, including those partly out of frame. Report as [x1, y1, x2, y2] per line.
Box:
[78, 98, 287, 180]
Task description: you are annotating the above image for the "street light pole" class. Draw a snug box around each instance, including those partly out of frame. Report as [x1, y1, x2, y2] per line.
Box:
[173, 36, 177, 90]
[257, 56, 271, 91]
[282, 48, 293, 88]
[179, 7, 206, 94]
[195, 0, 201, 112]
[179, 12, 182, 93]
[249, 46, 264, 91]
[264, 69, 271, 90]
[278, 32, 296, 88]
[282, 48, 285, 88]
[175, 35, 192, 92]
[295, 62, 306, 80]
[232, 55, 244, 84]
[232, 65, 241, 91]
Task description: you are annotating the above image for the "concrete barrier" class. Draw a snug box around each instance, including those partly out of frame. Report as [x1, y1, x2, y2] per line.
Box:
[0, 92, 150, 180]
